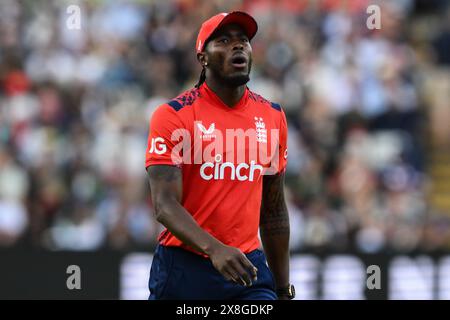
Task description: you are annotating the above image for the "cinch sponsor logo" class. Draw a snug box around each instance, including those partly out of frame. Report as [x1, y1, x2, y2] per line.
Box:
[151, 127, 282, 174]
[199, 154, 264, 182]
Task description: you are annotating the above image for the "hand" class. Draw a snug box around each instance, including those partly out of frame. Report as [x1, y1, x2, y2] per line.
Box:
[208, 244, 258, 286]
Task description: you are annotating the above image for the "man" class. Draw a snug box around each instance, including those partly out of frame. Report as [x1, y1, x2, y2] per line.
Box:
[145, 11, 294, 300]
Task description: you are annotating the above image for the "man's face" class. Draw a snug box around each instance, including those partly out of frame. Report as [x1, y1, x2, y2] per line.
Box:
[203, 24, 252, 87]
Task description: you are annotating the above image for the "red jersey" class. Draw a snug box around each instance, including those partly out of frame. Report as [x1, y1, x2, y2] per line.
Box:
[145, 82, 288, 254]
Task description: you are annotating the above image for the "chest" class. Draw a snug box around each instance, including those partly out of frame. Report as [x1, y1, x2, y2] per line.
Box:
[190, 103, 277, 141]
[180, 104, 280, 168]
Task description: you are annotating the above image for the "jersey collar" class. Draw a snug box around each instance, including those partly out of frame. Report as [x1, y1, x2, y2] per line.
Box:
[200, 82, 249, 111]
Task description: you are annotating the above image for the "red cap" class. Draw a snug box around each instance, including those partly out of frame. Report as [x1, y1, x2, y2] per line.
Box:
[196, 11, 258, 53]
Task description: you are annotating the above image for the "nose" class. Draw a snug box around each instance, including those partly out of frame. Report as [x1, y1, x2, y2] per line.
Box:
[232, 40, 244, 51]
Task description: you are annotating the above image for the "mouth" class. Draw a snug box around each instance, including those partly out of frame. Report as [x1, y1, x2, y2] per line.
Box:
[230, 54, 248, 69]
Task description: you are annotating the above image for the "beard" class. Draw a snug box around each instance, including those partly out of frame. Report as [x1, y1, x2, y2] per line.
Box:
[221, 73, 250, 87]
[208, 58, 252, 88]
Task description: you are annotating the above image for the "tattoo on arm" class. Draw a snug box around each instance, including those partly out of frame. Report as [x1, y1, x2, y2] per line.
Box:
[260, 173, 290, 236]
[147, 165, 182, 205]
[148, 165, 182, 182]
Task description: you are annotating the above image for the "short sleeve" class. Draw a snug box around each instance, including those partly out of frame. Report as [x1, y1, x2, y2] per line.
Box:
[145, 105, 186, 169]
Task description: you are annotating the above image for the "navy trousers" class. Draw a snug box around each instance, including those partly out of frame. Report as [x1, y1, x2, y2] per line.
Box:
[148, 245, 277, 300]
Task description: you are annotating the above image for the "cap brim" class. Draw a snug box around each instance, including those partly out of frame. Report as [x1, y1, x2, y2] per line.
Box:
[213, 11, 258, 42]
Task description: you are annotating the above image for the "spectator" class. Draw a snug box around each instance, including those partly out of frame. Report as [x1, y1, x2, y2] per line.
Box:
[0, 0, 448, 252]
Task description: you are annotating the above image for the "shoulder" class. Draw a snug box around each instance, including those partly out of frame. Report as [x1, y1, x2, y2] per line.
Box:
[165, 87, 201, 112]
[151, 87, 201, 122]
[247, 88, 283, 113]
[247, 89, 287, 131]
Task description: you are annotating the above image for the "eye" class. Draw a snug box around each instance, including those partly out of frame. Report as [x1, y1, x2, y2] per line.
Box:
[218, 38, 229, 44]
[241, 38, 249, 43]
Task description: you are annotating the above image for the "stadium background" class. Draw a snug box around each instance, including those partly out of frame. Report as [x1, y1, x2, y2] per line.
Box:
[0, 0, 449, 299]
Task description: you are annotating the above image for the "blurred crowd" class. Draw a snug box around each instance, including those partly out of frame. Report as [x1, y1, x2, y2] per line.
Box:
[1, 0, 450, 253]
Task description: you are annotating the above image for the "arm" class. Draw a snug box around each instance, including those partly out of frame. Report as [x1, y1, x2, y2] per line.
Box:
[260, 172, 290, 297]
[148, 165, 220, 255]
[147, 165, 257, 286]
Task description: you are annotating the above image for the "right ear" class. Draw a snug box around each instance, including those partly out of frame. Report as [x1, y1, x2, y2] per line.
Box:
[197, 52, 207, 68]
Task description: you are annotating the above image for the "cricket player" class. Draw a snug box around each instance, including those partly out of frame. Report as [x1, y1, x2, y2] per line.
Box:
[146, 11, 295, 300]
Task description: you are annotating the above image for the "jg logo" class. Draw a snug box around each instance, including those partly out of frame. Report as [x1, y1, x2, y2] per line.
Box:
[149, 137, 167, 155]
[66, 265, 81, 290]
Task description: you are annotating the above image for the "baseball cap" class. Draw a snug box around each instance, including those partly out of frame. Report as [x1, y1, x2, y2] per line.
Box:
[196, 11, 258, 53]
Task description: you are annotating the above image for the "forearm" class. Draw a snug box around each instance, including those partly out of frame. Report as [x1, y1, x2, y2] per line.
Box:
[156, 198, 223, 256]
[260, 172, 290, 289]
[148, 165, 223, 256]
[148, 165, 258, 286]
[260, 206, 290, 289]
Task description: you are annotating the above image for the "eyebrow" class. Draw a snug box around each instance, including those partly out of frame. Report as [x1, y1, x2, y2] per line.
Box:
[215, 28, 247, 38]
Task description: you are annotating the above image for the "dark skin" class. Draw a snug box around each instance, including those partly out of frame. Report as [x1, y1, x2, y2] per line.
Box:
[260, 172, 291, 298]
[147, 23, 290, 298]
[147, 165, 257, 287]
[197, 24, 252, 107]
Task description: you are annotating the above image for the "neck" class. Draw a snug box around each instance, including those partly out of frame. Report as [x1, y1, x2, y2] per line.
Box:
[205, 77, 246, 107]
